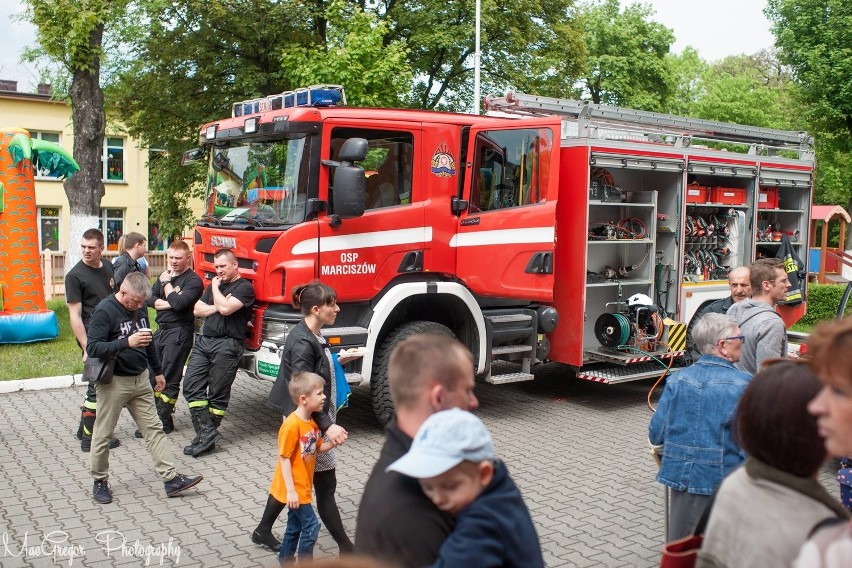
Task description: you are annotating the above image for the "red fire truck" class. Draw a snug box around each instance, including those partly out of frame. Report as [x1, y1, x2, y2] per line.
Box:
[186, 85, 814, 423]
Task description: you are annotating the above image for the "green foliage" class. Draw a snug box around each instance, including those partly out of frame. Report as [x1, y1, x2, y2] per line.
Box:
[797, 283, 852, 327]
[690, 54, 796, 129]
[383, 0, 584, 111]
[666, 47, 708, 116]
[766, 0, 852, 136]
[577, 0, 675, 111]
[281, 1, 412, 107]
[766, 0, 852, 245]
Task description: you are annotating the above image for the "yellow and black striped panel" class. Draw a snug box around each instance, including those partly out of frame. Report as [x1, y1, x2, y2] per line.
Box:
[667, 322, 686, 352]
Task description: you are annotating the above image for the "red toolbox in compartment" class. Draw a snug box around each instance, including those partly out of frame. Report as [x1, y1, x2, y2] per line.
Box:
[758, 186, 779, 209]
[710, 186, 746, 205]
[686, 183, 710, 203]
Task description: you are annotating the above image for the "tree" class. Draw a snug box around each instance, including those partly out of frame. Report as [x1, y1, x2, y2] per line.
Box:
[691, 53, 796, 130]
[577, 0, 675, 112]
[766, 0, 852, 243]
[666, 47, 708, 116]
[23, 0, 128, 268]
[281, 1, 412, 107]
[112, 0, 415, 236]
[380, 0, 584, 111]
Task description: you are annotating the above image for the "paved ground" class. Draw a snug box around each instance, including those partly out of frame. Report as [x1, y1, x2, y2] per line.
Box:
[0, 363, 840, 567]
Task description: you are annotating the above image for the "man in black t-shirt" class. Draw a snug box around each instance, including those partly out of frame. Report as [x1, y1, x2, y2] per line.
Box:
[66, 228, 120, 453]
[144, 240, 203, 434]
[181, 248, 255, 457]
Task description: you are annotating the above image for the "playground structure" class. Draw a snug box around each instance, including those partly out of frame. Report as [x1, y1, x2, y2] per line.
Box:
[0, 127, 78, 343]
[809, 204, 852, 284]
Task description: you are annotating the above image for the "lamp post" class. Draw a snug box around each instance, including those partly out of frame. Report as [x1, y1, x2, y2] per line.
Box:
[472, 0, 481, 115]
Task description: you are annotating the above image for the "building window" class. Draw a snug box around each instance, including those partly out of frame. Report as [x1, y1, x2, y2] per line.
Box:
[99, 208, 125, 251]
[104, 137, 125, 181]
[28, 131, 62, 178]
[38, 207, 61, 251]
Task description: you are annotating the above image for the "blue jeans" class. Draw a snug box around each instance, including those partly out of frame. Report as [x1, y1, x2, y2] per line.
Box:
[279, 504, 321, 563]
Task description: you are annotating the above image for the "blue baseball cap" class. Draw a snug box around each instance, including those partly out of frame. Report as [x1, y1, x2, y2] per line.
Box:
[386, 408, 495, 479]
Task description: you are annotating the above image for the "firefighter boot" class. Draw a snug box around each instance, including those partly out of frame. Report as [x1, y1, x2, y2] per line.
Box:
[187, 408, 221, 457]
[76, 406, 85, 440]
[183, 410, 202, 455]
[81, 409, 121, 452]
[210, 412, 223, 429]
[155, 397, 175, 434]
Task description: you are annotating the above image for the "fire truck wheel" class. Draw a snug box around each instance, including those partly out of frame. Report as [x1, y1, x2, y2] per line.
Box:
[371, 320, 456, 426]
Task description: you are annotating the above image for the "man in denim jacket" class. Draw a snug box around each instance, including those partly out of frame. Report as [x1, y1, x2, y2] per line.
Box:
[650, 312, 751, 541]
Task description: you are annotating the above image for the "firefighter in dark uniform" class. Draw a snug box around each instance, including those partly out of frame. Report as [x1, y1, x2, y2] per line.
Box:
[144, 240, 203, 433]
[181, 248, 255, 457]
[67, 228, 120, 453]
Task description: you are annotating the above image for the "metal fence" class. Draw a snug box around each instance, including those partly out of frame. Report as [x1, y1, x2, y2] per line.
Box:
[40, 251, 169, 300]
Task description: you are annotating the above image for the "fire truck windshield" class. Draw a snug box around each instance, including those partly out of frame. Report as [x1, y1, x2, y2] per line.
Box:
[203, 136, 309, 227]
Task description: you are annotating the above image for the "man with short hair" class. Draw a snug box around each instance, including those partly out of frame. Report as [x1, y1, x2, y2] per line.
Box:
[113, 232, 147, 289]
[685, 266, 751, 361]
[727, 258, 791, 374]
[143, 240, 203, 434]
[355, 333, 479, 566]
[66, 228, 120, 453]
[87, 272, 203, 504]
[181, 248, 255, 457]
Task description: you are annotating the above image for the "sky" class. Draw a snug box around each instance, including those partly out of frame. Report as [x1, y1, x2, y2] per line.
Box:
[1, 0, 776, 93]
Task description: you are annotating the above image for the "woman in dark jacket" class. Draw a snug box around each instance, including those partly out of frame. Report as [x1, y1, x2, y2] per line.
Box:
[254, 281, 355, 554]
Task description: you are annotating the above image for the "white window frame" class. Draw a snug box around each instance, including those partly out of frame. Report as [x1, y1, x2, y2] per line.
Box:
[29, 131, 63, 179]
[103, 136, 126, 182]
[37, 206, 61, 251]
[99, 208, 125, 251]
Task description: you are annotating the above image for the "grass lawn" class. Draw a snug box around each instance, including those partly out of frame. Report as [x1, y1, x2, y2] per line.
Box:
[0, 300, 157, 381]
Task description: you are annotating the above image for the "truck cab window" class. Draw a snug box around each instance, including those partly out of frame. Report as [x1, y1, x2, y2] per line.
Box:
[471, 128, 551, 212]
[331, 128, 414, 210]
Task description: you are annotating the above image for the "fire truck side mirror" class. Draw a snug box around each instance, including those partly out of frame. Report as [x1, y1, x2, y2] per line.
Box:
[181, 147, 205, 166]
[338, 138, 368, 163]
[330, 138, 368, 219]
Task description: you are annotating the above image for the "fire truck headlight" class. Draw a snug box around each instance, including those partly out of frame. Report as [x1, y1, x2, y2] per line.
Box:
[244, 117, 258, 134]
[205, 125, 217, 140]
[264, 320, 297, 344]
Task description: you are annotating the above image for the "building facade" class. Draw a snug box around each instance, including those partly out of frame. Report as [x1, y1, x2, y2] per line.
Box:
[0, 80, 167, 252]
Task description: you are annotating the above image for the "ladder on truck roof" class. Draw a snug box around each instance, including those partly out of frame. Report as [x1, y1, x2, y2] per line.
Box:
[484, 91, 814, 158]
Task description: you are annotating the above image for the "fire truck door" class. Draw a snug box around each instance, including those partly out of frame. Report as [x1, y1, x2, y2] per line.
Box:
[456, 121, 559, 302]
[316, 124, 425, 303]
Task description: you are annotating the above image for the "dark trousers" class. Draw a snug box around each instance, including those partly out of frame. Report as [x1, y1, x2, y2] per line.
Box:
[149, 326, 194, 402]
[182, 335, 242, 414]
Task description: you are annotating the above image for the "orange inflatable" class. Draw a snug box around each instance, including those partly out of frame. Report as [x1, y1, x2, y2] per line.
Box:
[0, 127, 77, 343]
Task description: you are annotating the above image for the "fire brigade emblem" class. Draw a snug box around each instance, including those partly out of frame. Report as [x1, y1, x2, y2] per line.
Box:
[430, 143, 456, 178]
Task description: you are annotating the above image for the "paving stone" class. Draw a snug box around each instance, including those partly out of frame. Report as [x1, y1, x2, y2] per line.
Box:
[1, 365, 844, 567]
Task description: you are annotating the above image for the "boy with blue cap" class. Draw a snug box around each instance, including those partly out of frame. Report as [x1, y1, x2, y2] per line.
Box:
[387, 408, 544, 567]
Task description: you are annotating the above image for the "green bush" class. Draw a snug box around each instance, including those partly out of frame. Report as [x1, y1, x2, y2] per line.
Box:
[798, 283, 852, 327]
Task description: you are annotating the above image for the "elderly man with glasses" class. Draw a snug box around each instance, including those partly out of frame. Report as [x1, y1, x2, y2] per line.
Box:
[650, 312, 751, 542]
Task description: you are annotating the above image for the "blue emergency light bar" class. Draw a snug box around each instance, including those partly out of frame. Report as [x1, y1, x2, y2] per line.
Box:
[232, 85, 346, 118]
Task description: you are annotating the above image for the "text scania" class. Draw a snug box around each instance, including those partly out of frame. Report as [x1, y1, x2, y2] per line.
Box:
[321, 252, 376, 276]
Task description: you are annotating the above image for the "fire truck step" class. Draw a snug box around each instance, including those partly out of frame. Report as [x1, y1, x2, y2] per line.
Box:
[492, 345, 533, 355]
[486, 372, 535, 385]
[576, 361, 671, 384]
[485, 314, 533, 324]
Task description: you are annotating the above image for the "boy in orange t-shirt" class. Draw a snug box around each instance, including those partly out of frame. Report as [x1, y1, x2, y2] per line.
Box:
[270, 371, 338, 563]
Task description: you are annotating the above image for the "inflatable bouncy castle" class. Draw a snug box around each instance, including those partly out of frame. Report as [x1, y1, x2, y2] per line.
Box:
[0, 127, 78, 343]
